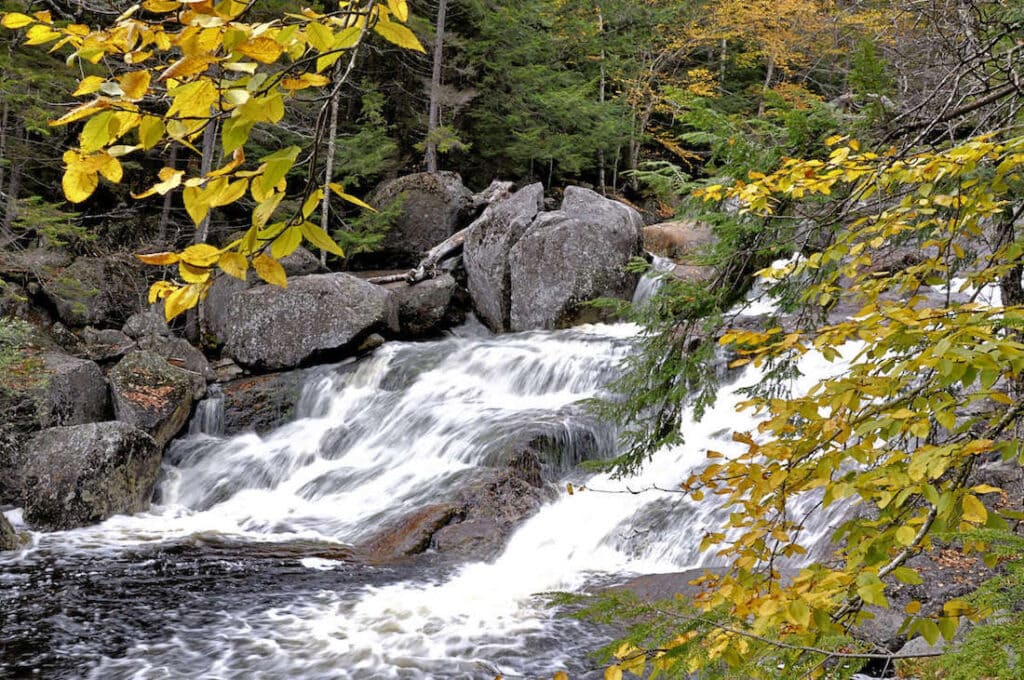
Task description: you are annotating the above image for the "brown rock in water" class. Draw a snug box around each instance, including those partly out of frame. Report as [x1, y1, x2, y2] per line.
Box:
[642, 220, 715, 263]
[109, 350, 206, 447]
[0, 512, 18, 551]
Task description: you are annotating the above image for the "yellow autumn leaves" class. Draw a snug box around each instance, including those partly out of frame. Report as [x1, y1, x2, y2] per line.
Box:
[1, 0, 426, 321]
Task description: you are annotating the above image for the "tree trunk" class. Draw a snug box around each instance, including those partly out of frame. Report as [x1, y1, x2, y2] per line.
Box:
[757, 53, 775, 118]
[320, 64, 343, 268]
[195, 117, 218, 244]
[2, 127, 23, 234]
[158, 143, 178, 246]
[596, 8, 606, 193]
[425, 0, 448, 174]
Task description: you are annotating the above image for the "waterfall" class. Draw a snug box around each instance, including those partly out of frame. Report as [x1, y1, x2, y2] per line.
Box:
[631, 254, 677, 306]
[189, 383, 224, 436]
[1, 317, 856, 679]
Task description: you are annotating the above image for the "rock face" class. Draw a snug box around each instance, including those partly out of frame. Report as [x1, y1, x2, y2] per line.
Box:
[109, 350, 206, 447]
[122, 310, 170, 340]
[20, 421, 160, 531]
[368, 172, 473, 267]
[464, 183, 544, 331]
[386, 273, 464, 337]
[80, 327, 135, 362]
[137, 333, 215, 381]
[508, 187, 643, 330]
[361, 447, 557, 562]
[38, 352, 111, 427]
[212, 273, 397, 371]
[0, 512, 17, 551]
[42, 255, 144, 328]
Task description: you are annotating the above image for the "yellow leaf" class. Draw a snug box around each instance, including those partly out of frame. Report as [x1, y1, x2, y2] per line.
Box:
[117, 70, 151, 100]
[281, 73, 331, 91]
[553, 673, 569, 680]
[178, 260, 211, 283]
[143, 0, 181, 11]
[961, 494, 987, 524]
[328, 183, 376, 211]
[236, 36, 283, 63]
[62, 162, 98, 203]
[895, 525, 916, 546]
[23, 23, 59, 45]
[148, 280, 177, 304]
[253, 253, 287, 287]
[159, 54, 217, 81]
[219, 251, 249, 280]
[97, 154, 122, 182]
[1, 12, 34, 28]
[72, 75, 105, 96]
[271, 226, 303, 259]
[180, 243, 221, 267]
[79, 110, 114, 153]
[301, 189, 322, 217]
[50, 98, 113, 127]
[387, 0, 409, 23]
[183, 185, 210, 226]
[138, 116, 165, 150]
[210, 178, 248, 207]
[300, 221, 344, 257]
[604, 666, 622, 680]
[136, 251, 180, 265]
[373, 18, 424, 52]
[253, 191, 284, 229]
[905, 600, 922, 615]
[132, 167, 183, 199]
[305, 21, 334, 52]
[164, 282, 202, 320]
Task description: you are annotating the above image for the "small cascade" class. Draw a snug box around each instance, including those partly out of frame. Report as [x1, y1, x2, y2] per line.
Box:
[189, 383, 225, 436]
[631, 254, 677, 306]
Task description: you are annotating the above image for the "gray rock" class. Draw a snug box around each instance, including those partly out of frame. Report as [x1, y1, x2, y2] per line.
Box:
[137, 334, 215, 382]
[122, 310, 170, 340]
[279, 246, 321, 276]
[509, 187, 643, 330]
[41, 255, 145, 328]
[0, 512, 17, 551]
[0, 280, 31, 319]
[109, 350, 206, 447]
[38, 352, 111, 427]
[81, 327, 136, 361]
[463, 183, 544, 331]
[386, 273, 463, 337]
[470, 180, 514, 211]
[215, 273, 398, 371]
[369, 171, 473, 267]
[20, 421, 160, 531]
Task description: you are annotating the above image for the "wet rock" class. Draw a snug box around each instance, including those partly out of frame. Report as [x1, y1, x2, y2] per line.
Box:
[137, 333, 215, 382]
[41, 255, 145, 328]
[0, 512, 17, 551]
[213, 273, 397, 371]
[361, 446, 557, 562]
[220, 369, 310, 435]
[509, 187, 643, 330]
[464, 183, 544, 331]
[81, 327, 135, 362]
[385, 273, 463, 337]
[363, 503, 465, 560]
[642, 220, 715, 262]
[367, 171, 474, 267]
[20, 421, 160, 531]
[122, 310, 170, 340]
[109, 350, 206, 447]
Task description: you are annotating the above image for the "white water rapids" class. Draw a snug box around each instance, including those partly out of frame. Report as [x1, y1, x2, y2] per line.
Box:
[2, 307, 855, 679]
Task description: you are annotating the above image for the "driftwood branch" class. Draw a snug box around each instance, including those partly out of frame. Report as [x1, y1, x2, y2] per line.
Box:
[366, 225, 470, 285]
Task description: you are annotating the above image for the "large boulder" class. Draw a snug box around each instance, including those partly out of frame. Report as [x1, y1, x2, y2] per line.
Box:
[220, 368, 312, 435]
[37, 352, 111, 427]
[20, 421, 160, 531]
[367, 172, 473, 267]
[508, 187, 643, 331]
[464, 183, 544, 331]
[137, 333, 215, 382]
[385, 273, 465, 338]
[109, 350, 206, 447]
[41, 255, 145, 328]
[211, 273, 397, 371]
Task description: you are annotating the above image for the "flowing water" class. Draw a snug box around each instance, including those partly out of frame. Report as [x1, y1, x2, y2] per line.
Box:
[1, 315, 852, 679]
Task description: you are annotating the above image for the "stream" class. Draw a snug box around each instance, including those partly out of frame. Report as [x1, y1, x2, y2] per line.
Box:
[1, 301, 852, 679]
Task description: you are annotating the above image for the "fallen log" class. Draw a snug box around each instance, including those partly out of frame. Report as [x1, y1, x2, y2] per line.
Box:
[366, 226, 471, 285]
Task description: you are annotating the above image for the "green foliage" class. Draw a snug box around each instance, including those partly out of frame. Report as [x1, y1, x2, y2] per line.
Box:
[10, 196, 89, 250]
[848, 38, 893, 97]
[334, 192, 404, 259]
[331, 85, 400, 189]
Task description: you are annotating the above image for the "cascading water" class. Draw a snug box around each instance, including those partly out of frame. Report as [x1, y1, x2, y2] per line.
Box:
[1, 316, 853, 679]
